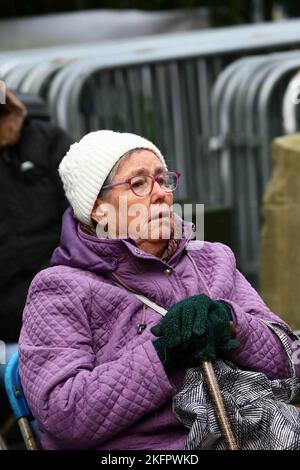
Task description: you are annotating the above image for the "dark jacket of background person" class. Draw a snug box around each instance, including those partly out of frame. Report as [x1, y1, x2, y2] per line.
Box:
[0, 89, 73, 341]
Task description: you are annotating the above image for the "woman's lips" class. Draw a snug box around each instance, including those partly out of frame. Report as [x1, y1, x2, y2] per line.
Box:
[149, 211, 171, 221]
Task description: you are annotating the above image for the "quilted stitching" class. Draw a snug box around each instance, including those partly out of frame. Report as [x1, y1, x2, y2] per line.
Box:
[19, 211, 299, 450]
[20, 269, 176, 449]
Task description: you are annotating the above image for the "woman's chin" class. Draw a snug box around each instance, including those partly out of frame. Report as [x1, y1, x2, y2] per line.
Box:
[138, 226, 172, 243]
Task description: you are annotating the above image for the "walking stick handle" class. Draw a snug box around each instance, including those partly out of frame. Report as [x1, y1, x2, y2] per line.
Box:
[201, 360, 238, 450]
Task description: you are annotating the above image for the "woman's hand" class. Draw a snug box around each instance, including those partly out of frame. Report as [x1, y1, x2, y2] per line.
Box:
[151, 294, 240, 373]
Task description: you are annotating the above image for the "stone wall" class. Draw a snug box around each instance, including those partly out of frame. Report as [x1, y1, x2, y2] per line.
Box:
[260, 133, 300, 329]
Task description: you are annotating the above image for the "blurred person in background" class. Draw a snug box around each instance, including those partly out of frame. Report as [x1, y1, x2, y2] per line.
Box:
[0, 88, 73, 369]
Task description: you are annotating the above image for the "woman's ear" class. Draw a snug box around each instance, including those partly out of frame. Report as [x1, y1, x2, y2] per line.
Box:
[91, 198, 106, 225]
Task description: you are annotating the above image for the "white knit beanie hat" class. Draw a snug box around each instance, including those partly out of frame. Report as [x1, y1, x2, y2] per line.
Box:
[59, 130, 167, 226]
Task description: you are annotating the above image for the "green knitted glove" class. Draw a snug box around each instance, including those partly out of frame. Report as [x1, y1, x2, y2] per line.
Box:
[151, 294, 240, 373]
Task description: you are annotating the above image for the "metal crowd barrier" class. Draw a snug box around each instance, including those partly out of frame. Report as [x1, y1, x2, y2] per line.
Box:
[210, 50, 300, 279]
[2, 20, 300, 279]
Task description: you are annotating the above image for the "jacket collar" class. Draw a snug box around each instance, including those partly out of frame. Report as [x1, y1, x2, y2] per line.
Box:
[51, 207, 195, 276]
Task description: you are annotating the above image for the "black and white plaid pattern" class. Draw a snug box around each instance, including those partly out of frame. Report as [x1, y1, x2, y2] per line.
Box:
[173, 360, 300, 450]
[173, 362, 300, 450]
[173, 319, 300, 450]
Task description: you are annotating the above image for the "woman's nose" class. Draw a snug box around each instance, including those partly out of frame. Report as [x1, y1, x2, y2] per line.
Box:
[151, 180, 166, 200]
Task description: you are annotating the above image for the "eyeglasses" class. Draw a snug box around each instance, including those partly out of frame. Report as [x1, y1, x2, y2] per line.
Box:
[102, 170, 181, 197]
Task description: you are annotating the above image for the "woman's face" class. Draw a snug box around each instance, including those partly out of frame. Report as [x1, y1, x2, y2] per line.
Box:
[92, 150, 174, 248]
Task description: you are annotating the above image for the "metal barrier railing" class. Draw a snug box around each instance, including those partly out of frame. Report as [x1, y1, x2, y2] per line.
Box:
[2, 21, 300, 278]
[211, 50, 300, 278]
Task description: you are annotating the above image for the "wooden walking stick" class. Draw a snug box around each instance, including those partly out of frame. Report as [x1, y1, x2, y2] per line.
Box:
[201, 360, 238, 450]
[112, 278, 237, 448]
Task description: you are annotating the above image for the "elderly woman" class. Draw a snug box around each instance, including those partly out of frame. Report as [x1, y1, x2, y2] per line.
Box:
[19, 130, 299, 450]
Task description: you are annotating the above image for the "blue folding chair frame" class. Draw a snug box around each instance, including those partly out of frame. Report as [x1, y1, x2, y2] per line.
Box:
[4, 352, 38, 450]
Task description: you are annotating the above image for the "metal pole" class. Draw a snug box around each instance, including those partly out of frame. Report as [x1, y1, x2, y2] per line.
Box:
[201, 360, 238, 450]
[18, 418, 38, 450]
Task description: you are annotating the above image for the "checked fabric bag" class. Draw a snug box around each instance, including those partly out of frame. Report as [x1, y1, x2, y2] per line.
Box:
[173, 320, 300, 450]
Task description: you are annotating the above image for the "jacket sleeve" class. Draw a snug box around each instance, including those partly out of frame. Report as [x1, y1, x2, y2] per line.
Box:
[218, 246, 300, 379]
[19, 270, 176, 450]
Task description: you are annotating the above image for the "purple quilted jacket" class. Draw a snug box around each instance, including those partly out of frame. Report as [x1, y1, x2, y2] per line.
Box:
[19, 208, 299, 450]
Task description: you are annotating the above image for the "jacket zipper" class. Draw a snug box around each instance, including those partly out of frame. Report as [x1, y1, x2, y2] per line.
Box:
[110, 250, 208, 335]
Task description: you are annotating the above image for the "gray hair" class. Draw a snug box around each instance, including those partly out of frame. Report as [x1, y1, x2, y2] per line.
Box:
[98, 148, 151, 200]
